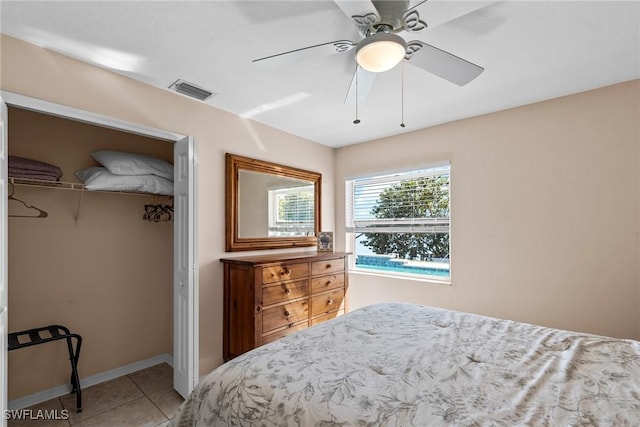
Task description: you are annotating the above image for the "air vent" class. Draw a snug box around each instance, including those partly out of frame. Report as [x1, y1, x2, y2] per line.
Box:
[169, 79, 215, 101]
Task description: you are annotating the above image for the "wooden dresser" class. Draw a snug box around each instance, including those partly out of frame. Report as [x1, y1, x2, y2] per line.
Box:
[221, 251, 350, 361]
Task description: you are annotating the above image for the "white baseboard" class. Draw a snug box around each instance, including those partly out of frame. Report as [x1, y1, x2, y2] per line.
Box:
[8, 353, 173, 410]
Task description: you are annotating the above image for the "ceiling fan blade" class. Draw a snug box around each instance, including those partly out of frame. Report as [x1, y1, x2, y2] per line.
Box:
[344, 67, 377, 105]
[408, 1, 495, 29]
[253, 40, 356, 66]
[405, 41, 484, 86]
[333, 0, 380, 29]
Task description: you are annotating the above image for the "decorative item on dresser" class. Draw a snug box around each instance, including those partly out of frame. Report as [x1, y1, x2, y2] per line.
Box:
[221, 251, 350, 361]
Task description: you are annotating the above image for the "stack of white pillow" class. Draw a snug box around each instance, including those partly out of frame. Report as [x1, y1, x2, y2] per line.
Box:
[75, 150, 174, 195]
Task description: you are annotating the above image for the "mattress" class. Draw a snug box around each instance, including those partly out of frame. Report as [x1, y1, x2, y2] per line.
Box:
[170, 302, 640, 426]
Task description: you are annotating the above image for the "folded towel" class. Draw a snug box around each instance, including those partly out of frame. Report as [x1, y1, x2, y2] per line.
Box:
[8, 156, 63, 178]
[8, 169, 62, 182]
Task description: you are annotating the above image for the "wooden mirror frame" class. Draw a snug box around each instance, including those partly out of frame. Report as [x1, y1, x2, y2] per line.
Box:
[225, 153, 321, 251]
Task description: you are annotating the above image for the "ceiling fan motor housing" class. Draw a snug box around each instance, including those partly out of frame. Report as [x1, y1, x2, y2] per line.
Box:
[371, 0, 410, 31]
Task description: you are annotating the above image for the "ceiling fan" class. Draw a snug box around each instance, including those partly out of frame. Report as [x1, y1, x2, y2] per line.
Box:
[253, 0, 488, 106]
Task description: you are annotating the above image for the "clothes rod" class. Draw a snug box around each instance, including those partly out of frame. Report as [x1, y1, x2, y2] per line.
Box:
[8, 177, 168, 197]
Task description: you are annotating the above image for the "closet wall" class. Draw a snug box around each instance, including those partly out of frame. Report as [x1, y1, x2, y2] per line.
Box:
[7, 107, 174, 400]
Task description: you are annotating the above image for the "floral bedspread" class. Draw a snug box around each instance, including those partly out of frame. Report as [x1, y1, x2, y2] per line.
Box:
[170, 303, 640, 426]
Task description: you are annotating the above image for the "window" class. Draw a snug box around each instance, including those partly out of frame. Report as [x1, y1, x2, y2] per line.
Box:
[268, 185, 315, 236]
[346, 163, 450, 281]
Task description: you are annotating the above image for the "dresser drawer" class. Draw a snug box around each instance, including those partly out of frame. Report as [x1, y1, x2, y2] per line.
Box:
[262, 299, 309, 333]
[263, 262, 309, 284]
[262, 322, 308, 345]
[311, 258, 345, 276]
[310, 273, 344, 294]
[311, 309, 344, 326]
[310, 289, 345, 317]
[222, 252, 349, 361]
[262, 279, 308, 306]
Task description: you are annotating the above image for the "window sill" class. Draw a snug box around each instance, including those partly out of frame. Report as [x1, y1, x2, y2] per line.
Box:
[350, 268, 452, 286]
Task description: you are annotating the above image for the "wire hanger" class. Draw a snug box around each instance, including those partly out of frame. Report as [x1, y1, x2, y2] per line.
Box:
[8, 183, 48, 218]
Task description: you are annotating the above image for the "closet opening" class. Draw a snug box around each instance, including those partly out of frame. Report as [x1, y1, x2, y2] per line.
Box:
[1, 92, 197, 411]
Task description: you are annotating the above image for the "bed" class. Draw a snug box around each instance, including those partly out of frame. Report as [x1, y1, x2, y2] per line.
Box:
[170, 302, 640, 426]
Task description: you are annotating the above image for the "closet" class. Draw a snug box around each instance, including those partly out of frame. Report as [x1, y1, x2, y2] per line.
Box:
[7, 106, 174, 403]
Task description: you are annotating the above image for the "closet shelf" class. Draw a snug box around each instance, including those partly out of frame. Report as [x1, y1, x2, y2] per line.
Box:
[10, 177, 84, 191]
[8, 177, 170, 197]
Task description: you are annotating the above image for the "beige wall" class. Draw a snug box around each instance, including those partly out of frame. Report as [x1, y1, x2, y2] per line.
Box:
[7, 107, 174, 399]
[1, 35, 336, 383]
[336, 79, 640, 340]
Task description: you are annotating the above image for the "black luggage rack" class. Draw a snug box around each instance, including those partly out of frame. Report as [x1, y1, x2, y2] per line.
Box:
[8, 325, 82, 412]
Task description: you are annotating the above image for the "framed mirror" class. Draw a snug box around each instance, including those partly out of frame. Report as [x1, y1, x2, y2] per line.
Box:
[225, 153, 321, 251]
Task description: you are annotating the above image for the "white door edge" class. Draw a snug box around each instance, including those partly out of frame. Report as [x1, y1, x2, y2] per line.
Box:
[1, 95, 9, 427]
[173, 136, 199, 397]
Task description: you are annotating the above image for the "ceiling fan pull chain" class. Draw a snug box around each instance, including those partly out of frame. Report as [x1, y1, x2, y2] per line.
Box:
[400, 61, 406, 128]
[353, 64, 361, 125]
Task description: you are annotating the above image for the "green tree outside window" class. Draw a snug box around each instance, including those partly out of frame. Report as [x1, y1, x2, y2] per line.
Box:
[360, 176, 449, 261]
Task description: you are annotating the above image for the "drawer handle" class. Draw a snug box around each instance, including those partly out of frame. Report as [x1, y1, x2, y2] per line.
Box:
[280, 268, 291, 276]
[325, 264, 332, 269]
[327, 299, 334, 306]
[284, 310, 290, 317]
[284, 288, 291, 294]
[325, 280, 332, 286]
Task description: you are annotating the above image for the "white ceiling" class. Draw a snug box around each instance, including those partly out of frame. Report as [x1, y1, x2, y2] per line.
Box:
[1, 1, 639, 147]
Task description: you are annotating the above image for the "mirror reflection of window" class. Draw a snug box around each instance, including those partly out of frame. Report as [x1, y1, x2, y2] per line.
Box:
[268, 185, 315, 237]
[237, 170, 316, 238]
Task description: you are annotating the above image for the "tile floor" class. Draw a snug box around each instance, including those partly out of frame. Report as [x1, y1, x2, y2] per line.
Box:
[9, 363, 184, 427]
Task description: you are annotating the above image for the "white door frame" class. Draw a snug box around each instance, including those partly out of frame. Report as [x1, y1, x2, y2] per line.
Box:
[0, 91, 199, 404]
[0, 97, 9, 427]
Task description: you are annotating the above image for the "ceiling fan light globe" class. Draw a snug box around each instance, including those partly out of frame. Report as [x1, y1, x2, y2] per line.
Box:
[356, 33, 406, 73]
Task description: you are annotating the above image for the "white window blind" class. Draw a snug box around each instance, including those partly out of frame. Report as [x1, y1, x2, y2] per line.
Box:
[268, 185, 315, 235]
[346, 164, 450, 234]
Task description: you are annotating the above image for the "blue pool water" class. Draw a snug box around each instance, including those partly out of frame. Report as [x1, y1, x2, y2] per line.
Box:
[355, 262, 450, 277]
